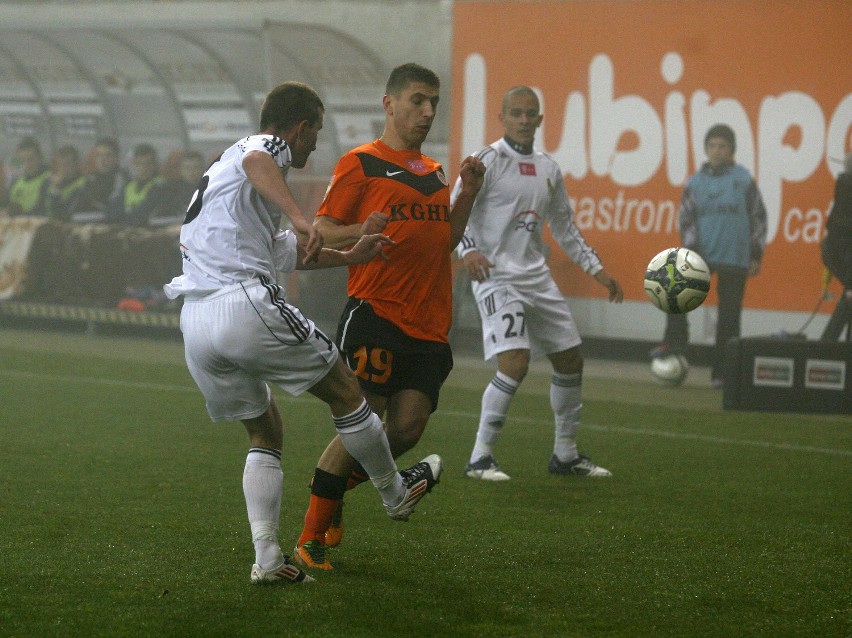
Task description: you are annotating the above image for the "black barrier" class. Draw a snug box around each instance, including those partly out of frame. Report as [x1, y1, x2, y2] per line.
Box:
[723, 337, 851, 414]
[0, 301, 180, 331]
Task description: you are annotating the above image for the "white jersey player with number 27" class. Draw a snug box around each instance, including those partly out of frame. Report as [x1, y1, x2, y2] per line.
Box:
[451, 83, 623, 484]
[452, 136, 603, 360]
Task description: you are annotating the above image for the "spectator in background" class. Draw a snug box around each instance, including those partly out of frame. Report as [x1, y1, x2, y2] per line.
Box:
[651, 124, 768, 388]
[7, 136, 51, 217]
[111, 143, 169, 226]
[46, 145, 87, 221]
[820, 151, 852, 341]
[79, 136, 129, 218]
[160, 149, 206, 224]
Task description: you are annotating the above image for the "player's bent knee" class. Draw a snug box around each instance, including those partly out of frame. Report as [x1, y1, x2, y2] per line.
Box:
[310, 359, 365, 416]
[242, 404, 283, 449]
[498, 349, 531, 381]
[389, 418, 427, 456]
[551, 348, 583, 375]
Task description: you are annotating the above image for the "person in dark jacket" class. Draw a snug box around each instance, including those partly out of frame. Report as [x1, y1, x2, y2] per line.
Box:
[78, 136, 129, 219]
[110, 143, 169, 226]
[46, 145, 87, 221]
[820, 152, 852, 341]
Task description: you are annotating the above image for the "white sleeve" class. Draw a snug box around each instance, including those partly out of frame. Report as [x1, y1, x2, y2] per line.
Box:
[238, 134, 292, 175]
[546, 173, 603, 275]
[272, 229, 298, 273]
[451, 145, 496, 259]
[452, 174, 477, 259]
[456, 227, 478, 259]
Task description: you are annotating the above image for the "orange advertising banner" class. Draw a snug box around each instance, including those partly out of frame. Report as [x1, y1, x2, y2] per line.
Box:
[451, 0, 852, 313]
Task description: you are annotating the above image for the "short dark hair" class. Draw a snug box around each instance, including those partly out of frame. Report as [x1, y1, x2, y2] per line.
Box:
[385, 63, 440, 97]
[94, 136, 120, 154]
[55, 145, 80, 162]
[182, 150, 204, 163]
[133, 143, 157, 159]
[16, 136, 42, 155]
[704, 124, 736, 154]
[259, 82, 324, 132]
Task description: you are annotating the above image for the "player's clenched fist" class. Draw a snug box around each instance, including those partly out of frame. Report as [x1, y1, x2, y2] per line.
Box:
[458, 156, 485, 193]
[360, 211, 390, 236]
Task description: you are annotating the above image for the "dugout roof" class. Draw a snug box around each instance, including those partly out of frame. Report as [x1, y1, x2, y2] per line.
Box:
[0, 21, 387, 175]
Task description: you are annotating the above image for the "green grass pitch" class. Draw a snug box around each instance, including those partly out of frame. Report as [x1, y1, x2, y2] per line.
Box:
[0, 328, 849, 637]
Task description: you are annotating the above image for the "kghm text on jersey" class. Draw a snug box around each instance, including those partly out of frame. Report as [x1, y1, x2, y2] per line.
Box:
[387, 202, 449, 222]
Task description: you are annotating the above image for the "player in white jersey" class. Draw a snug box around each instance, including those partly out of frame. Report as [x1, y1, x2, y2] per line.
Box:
[163, 82, 442, 585]
[451, 85, 623, 481]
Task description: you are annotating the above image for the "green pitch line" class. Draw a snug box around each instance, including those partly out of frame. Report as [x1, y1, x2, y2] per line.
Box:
[1, 366, 848, 458]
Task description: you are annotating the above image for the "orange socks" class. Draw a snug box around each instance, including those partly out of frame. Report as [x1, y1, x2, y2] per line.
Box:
[298, 494, 341, 546]
[297, 468, 348, 546]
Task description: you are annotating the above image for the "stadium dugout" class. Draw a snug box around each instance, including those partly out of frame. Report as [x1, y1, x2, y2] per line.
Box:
[0, 1, 451, 334]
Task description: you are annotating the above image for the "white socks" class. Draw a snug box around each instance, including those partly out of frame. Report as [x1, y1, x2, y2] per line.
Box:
[469, 369, 583, 464]
[334, 400, 405, 505]
[551, 371, 582, 462]
[243, 447, 284, 569]
[470, 371, 519, 464]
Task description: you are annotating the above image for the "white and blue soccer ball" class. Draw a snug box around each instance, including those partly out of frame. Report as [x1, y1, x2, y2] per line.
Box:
[644, 247, 711, 314]
[651, 353, 689, 386]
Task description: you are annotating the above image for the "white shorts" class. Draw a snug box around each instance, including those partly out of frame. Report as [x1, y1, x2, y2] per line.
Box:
[474, 280, 582, 361]
[180, 278, 338, 422]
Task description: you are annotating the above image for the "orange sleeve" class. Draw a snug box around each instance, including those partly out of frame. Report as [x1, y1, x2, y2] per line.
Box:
[317, 152, 366, 225]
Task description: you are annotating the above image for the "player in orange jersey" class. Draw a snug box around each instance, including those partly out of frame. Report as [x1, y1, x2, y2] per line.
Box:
[293, 63, 485, 570]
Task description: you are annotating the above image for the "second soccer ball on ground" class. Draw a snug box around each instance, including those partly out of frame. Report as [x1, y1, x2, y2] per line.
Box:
[650, 353, 689, 386]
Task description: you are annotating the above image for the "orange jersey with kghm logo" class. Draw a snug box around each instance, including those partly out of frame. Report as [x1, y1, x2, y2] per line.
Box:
[317, 139, 452, 343]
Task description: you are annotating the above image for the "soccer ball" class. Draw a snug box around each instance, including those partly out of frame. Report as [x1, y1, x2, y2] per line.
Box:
[644, 247, 711, 314]
[651, 354, 689, 386]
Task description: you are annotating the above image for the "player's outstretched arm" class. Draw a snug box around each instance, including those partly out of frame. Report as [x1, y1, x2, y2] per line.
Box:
[242, 150, 323, 262]
[448, 156, 485, 250]
[296, 233, 395, 270]
[314, 212, 390, 249]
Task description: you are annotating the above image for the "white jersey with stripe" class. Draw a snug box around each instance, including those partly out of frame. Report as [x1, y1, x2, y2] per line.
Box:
[451, 137, 602, 298]
[164, 134, 298, 299]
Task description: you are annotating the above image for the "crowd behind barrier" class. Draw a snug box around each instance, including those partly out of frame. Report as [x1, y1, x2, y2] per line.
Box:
[0, 135, 337, 319]
[0, 135, 211, 227]
[0, 136, 208, 313]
